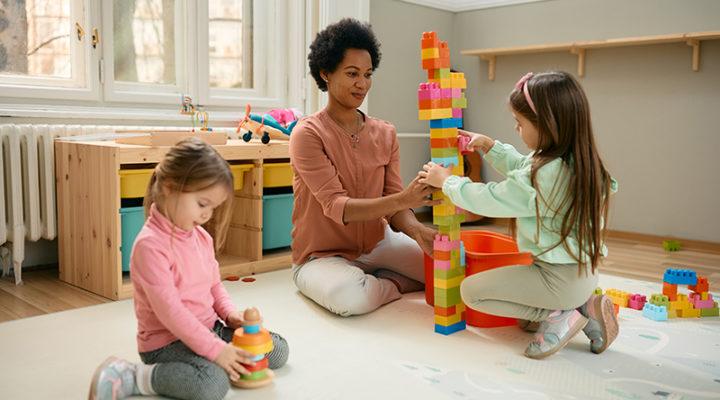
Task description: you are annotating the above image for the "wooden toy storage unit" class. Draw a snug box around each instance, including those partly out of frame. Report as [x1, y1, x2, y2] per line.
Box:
[55, 138, 293, 300]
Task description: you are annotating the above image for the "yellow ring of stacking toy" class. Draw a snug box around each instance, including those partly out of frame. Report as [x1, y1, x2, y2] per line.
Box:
[232, 328, 274, 355]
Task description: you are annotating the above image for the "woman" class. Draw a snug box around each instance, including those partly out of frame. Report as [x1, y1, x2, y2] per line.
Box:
[289, 18, 438, 317]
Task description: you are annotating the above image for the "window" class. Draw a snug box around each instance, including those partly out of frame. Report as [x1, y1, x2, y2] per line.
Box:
[0, 0, 297, 110]
[0, 0, 95, 99]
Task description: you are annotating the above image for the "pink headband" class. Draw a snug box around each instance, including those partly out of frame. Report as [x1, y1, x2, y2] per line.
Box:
[515, 72, 537, 114]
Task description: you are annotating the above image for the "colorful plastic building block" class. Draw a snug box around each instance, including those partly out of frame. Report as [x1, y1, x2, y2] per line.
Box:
[606, 288, 630, 308]
[642, 303, 668, 321]
[662, 240, 681, 252]
[663, 268, 697, 285]
[662, 282, 678, 301]
[688, 276, 709, 293]
[435, 320, 467, 335]
[649, 293, 670, 307]
[628, 294, 647, 310]
[700, 302, 719, 317]
[689, 292, 715, 309]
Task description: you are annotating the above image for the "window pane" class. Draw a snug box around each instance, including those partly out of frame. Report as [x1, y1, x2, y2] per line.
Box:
[113, 0, 176, 84]
[0, 0, 72, 79]
[209, 0, 253, 89]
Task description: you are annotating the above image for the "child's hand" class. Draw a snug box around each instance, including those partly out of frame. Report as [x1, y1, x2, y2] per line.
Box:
[214, 343, 256, 381]
[418, 162, 453, 188]
[226, 310, 244, 330]
[458, 129, 494, 153]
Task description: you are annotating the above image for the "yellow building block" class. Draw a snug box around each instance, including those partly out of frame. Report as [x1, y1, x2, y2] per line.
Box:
[434, 275, 464, 289]
[421, 47, 439, 59]
[450, 73, 467, 89]
[430, 128, 457, 139]
[429, 77, 451, 88]
[419, 108, 452, 120]
[435, 312, 463, 326]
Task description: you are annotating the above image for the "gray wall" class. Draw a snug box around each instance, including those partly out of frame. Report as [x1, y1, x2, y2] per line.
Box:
[368, 0, 454, 186]
[369, 0, 720, 242]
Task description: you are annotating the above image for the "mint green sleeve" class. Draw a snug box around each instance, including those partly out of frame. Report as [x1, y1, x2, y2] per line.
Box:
[482, 140, 530, 177]
[441, 172, 537, 218]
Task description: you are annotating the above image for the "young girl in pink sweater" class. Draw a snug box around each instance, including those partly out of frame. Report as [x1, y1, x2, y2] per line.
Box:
[89, 138, 288, 400]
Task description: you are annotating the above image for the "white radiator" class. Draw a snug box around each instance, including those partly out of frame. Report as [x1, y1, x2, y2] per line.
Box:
[0, 124, 238, 284]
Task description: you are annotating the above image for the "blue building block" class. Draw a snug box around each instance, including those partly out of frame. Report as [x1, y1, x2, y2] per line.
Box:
[430, 118, 463, 129]
[642, 303, 668, 321]
[435, 321, 466, 335]
[431, 155, 459, 167]
[460, 242, 466, 267]
[663, 268, 697, 285]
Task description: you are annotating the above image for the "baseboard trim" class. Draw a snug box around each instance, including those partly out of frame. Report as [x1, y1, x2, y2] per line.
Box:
[606, 230, 720, 254]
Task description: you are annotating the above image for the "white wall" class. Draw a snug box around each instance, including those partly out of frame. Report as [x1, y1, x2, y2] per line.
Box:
[370, 0, 720, 242]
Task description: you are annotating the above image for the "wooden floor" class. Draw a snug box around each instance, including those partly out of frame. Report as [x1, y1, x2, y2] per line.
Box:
[1, 234, 718, 323]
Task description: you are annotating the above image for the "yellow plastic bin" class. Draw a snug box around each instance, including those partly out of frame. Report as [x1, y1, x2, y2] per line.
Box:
[263, 163, 293, 188]
[230, 164, 253, 191]
[119, 169, 154, 198]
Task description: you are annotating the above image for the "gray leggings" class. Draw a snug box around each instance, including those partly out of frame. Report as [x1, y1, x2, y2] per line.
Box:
[139, 321, 289, 400]
[460, 260, 598, 322]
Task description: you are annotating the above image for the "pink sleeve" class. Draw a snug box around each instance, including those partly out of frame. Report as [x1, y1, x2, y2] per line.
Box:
[132, 241, 227, 361]
[289, 122, 350, 225]
[210, 258, 236, 321]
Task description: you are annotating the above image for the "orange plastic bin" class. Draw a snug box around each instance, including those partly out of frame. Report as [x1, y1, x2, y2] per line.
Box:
[424, 230, 533, 328]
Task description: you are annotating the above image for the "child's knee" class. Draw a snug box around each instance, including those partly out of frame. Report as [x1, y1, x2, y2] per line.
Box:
[325, 283, 378, 316]
[268, 332, 290, 369]
[192, 365, 230, 400]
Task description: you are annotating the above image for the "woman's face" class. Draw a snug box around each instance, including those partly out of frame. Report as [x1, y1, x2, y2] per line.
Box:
[322, 48, 373, 109]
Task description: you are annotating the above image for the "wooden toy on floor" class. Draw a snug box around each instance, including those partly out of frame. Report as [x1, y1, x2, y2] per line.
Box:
[231, 307, 274, 388]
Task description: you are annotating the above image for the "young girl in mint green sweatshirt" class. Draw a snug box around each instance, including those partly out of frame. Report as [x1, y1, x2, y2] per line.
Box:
[419, 71, 618, 359]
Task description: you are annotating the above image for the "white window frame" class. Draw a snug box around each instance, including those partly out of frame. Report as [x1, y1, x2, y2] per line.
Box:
[196, 0, 286, 108]
[0, 0, 305, 118]
[100, 0, 190, 104]
[0, 0, 99, 101]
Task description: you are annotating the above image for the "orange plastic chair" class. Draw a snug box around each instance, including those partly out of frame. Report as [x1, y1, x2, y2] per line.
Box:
[424, 230, 533, 328]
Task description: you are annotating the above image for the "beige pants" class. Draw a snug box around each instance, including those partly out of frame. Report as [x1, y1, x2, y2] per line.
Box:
[460, 260, 599, 322]
[292, 224, 425, 317]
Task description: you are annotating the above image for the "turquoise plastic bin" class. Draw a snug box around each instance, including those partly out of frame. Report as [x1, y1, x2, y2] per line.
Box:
[262, 193, 294, 250]
[120, 206, 145, 272]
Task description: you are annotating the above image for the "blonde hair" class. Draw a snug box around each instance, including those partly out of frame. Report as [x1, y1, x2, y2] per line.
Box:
[143, 137, 234, 252]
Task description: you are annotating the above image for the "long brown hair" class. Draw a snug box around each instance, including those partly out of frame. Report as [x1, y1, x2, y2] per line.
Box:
[144, 137, 234, 252]
[509, 71, 612, 274]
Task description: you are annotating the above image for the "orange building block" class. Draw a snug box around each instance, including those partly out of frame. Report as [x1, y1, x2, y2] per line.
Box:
[434, 305, 457, 316]
[689, 276, 709, 293]
[418, 98, 452, 110]
[431, 137, 458, 148]
[421, 31, 439, 49]
[662, 282, 678, 301]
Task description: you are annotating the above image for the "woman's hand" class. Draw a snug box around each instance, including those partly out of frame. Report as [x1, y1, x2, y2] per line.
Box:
[458, 129, 494, 153]
[225, 310, 244, 330]
[214, 344, 255, 381]
[409, 224, 437, 256]
[418, 162, 453, 188]
[399, 176, 442, 208]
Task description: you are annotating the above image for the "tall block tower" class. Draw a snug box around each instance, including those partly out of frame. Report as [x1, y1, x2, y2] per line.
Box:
[418, 31, 469, 335]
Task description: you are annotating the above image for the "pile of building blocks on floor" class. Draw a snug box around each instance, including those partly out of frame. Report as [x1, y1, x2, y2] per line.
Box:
[419, 31, 469, 335]
[641, 268, 718, 320]
[597, 267, 718, 321]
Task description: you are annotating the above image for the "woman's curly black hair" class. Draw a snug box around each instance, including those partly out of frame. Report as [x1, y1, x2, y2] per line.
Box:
[308, 18, 382, 92]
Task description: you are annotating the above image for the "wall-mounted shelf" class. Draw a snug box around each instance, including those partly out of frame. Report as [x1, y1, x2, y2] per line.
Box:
[461, 31, 720, 80]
